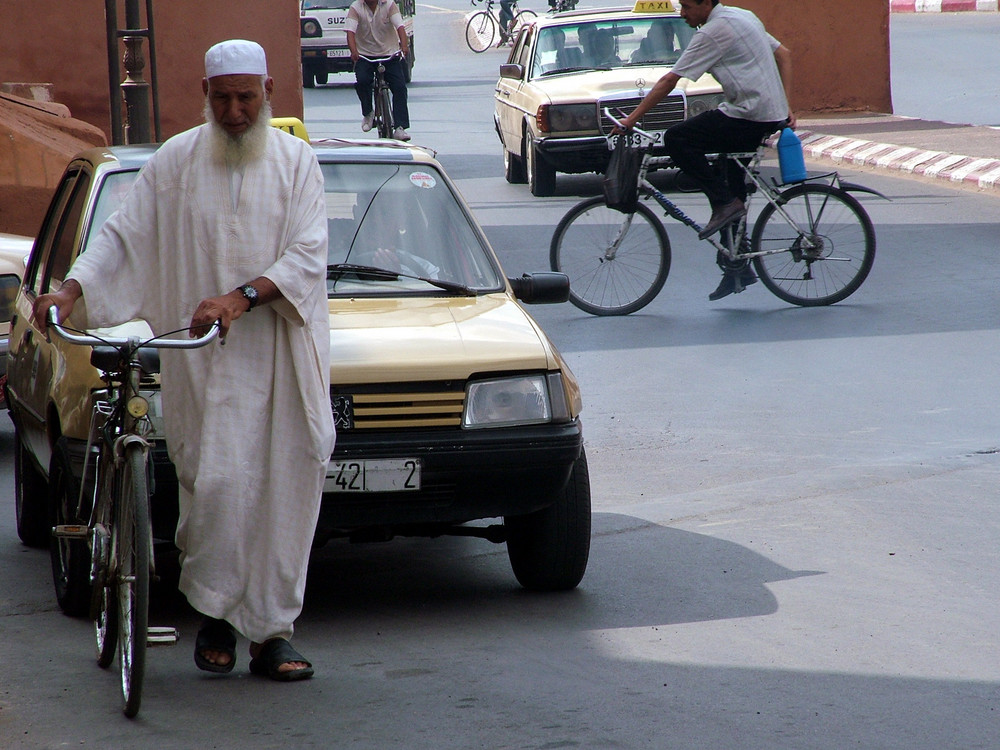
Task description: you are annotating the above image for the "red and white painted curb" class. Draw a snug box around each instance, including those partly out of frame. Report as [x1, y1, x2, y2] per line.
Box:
[891, 0, 998, 11]
[779, 130, 1000, 193]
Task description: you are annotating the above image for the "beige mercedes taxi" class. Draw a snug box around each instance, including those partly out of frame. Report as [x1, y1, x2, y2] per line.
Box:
[7, 138, 590, 618]
[494, 2, 724, 196]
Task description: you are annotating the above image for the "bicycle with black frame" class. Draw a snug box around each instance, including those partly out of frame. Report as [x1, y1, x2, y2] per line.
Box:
[550, 109, 882, 315]
[48, 308, 220, 717]
[358, 52, 404, 139]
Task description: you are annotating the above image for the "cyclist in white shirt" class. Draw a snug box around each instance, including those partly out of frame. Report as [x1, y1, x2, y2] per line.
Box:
[345, 0, 411, 141]
[619, 0, 794, 300]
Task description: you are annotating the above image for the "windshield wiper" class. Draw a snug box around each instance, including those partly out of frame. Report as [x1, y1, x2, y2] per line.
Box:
[327, 263, 476, 296]
[539, 66, 610, 76]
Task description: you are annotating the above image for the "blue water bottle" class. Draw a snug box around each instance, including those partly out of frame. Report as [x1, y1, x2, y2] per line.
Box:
[777, 128, 807, 183]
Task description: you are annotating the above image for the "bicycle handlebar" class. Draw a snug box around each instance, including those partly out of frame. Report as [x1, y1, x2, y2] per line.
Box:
[603, 107, 656, 144]
[358, 52, 402, 64]
[48, 306, 221, 350]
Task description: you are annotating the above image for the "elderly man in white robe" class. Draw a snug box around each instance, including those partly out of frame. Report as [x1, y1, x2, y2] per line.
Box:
[32, 39, 336, 682]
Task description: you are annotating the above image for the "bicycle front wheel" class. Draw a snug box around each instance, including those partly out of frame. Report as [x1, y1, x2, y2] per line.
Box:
[751, 184, 875, 306]
[550, 197, 671, 316]
[466, 11, 496, 52]
[376, 86, 394, 138]
[116, 443, 150, 718]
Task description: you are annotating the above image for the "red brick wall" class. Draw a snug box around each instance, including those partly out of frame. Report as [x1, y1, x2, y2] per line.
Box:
[739, 0, 892, 113]
[0, 0, 303, 143]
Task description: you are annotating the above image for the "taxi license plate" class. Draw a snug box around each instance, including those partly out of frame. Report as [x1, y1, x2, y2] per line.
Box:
[327, 49, 350, 58]
[329, 459, 421, 492]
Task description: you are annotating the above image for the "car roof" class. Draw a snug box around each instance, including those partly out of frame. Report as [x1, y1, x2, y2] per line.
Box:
[534, 5, 681, 26]
[68, 138, 439, 172]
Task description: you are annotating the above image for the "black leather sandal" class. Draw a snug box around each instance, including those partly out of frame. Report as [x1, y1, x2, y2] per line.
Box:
[248, 638, 314, 682]
[194, 617, 237, 674]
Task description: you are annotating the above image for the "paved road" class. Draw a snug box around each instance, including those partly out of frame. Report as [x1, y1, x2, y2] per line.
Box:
[2, 4, 1000, 748]
[891, 12, 1000, 126]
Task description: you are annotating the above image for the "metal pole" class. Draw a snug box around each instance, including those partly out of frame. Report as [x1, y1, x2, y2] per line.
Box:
[120, 0, 151, 144]
[105, 0, 123, 144]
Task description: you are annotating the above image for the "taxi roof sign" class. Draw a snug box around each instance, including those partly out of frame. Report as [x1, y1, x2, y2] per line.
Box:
[632, 0, 676, 12]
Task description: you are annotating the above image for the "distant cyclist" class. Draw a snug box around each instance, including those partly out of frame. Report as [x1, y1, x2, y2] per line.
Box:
[345, 0, 411, 141]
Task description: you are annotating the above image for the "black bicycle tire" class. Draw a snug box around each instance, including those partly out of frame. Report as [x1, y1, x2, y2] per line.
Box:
[376, 86, 394, 139]
[550, 196, 671, 316]
[465, 11, 496, 52]
[750, 184, 876, 306]
[117, 443, 150, 718]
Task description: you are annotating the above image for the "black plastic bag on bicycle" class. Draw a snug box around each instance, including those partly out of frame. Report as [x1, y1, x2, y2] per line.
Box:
[602, 137, 643, 214]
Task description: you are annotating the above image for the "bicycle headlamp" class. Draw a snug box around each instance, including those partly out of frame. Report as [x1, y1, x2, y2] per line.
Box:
[127, 395, 149, 419]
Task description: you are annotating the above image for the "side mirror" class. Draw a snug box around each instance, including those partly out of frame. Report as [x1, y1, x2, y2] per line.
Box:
[499, 64, 524, 81]
[507, 272, 570, 304]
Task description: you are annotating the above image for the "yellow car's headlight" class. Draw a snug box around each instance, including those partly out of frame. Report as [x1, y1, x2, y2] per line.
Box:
[464, 375, 551, 428]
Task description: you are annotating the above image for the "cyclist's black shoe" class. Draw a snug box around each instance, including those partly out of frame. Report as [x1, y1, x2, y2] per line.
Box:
[698, 198, 746, 240]
[709, 266, 757, 301]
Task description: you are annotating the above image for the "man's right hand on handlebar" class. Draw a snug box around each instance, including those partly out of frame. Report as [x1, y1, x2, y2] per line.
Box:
[32, 279, 83, 332]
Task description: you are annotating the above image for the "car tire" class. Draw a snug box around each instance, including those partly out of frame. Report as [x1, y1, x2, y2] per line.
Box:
[504, 145, 527, 184]
[49, 437, 92, 617]
[315, 71, 329, 86]
[526, 139, 557, 197]
[14, 429, 50, 548]
[505, 447, 591, 591]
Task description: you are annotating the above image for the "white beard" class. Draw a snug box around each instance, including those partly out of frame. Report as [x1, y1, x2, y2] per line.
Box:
[204, 98, 273, 167]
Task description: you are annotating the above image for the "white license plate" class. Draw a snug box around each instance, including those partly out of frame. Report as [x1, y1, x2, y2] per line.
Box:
[327, 49, 350, 58]
[327, 459, 421, 492]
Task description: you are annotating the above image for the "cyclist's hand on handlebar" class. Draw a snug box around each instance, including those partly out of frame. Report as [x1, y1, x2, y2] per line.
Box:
[31, 280, 83, 332]
[189, 292, 247, 339]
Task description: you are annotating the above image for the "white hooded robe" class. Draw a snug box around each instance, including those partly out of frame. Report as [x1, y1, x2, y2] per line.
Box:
[67, 124, 336, 642]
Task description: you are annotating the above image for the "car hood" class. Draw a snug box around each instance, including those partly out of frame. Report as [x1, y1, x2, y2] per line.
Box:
[527, 68, 719, 103]
[328, 294, 559, 383]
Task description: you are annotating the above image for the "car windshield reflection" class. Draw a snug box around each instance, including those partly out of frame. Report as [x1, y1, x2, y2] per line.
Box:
[321, 162, 503, 296]
[531, 18, 695, 78]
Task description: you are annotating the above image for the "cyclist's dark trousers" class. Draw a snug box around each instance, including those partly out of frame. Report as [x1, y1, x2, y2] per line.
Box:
[664, 110, 782, 208]
[499, 0, 514, 34]
[354, 57, 410, 129]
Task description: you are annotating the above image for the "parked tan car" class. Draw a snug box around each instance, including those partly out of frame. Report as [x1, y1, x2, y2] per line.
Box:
[494, 4, 724, 195]
[6, 137, 590, 617]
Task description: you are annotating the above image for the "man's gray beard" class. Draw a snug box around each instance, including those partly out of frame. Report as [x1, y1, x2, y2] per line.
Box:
[204, 98, 273, 167]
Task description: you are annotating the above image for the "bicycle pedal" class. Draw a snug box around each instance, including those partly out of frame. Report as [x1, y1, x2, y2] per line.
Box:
[147, 626, 180, 647]
[52, 524, 89, 539]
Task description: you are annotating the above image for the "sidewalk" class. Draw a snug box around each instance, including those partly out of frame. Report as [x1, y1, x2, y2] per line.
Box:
[789, 113, 1000, 195]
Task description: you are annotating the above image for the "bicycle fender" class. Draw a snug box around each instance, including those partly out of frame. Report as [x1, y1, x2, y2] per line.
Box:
[839, 182, 890, 201]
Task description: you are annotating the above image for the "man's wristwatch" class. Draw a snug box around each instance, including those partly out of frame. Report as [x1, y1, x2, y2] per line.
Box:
[238, 284, 259, 310]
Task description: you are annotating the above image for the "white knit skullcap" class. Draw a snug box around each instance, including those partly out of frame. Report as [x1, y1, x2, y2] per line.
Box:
[204, 40, 268, 79]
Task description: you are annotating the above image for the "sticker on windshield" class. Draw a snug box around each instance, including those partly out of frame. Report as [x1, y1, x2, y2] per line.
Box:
[409, 171, 437, 189]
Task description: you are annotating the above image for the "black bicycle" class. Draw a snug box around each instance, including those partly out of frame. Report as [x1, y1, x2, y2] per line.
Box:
[49, 309, 220, 717]
[360, 53, 401, 139]
[551, 110, 881, 315]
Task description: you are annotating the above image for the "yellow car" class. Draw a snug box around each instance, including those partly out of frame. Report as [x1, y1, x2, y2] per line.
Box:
[6, 138, 590, 616]
[494, 3, 724, 196]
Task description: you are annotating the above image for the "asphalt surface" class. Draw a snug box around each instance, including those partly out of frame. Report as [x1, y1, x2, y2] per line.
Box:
[793, 113, 1000, 194]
